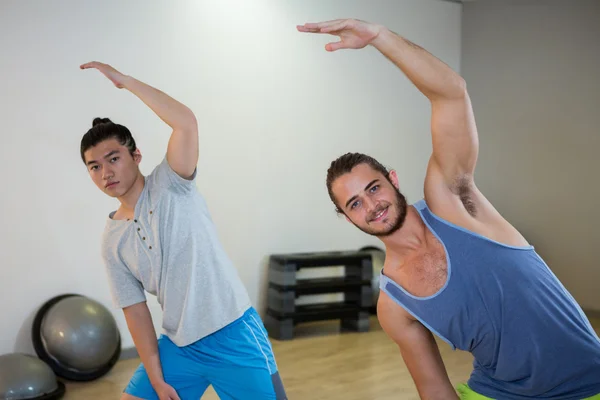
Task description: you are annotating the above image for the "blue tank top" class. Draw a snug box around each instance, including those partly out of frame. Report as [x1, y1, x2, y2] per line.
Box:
[380, 199, 600, 399]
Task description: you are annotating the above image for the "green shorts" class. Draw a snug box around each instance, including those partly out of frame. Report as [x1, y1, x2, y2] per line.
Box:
[456, 384, 600, 400]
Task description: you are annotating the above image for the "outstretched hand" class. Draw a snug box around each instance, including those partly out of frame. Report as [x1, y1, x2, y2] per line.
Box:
[80, 61, 129, 88]
[296, 18, 382, 51]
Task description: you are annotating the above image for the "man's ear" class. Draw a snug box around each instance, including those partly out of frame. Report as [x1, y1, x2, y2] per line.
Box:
[388, 170, 400, 190]
[133, 148, 142, 164]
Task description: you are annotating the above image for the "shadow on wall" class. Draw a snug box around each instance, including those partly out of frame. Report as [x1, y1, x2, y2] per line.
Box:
[13, 308, 37, 355]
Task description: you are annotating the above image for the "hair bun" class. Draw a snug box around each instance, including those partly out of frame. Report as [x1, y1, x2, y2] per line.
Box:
[92, 117, 112, 127]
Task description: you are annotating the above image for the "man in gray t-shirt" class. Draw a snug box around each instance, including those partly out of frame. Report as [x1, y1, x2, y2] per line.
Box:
[80, 61, 287, 400]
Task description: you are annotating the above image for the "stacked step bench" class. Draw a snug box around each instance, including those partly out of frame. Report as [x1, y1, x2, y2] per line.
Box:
[264, 250, 374, 340]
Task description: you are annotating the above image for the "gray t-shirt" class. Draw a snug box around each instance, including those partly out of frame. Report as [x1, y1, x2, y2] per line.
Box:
[101, 156, 251, 347]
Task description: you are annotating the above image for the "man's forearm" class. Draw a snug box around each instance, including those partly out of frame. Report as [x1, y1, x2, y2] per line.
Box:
[121, 76, 197, 131]
[370, 27, 465, 101]
[123, 303, 164, 387]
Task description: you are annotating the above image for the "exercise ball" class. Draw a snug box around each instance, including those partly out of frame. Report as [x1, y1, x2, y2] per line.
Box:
[359, 246, 386, 308]
[0, 353, 65, 400]
[32, 294, 121, 381]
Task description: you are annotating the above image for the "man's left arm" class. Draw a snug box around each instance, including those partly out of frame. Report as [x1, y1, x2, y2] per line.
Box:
[80, 62, 199, 179]
[297, 20, 478, 187]
[369, 27, 479, 186]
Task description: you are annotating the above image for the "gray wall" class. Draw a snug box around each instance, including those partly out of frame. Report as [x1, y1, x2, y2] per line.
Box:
[0, 0, 462, 355]
[461, 0, 600, 311]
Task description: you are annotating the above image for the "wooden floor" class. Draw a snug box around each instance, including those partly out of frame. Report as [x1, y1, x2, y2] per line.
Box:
[62, 316, 600, 400]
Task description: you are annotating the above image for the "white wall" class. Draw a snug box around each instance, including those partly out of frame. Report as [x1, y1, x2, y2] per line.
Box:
[0, 0, 462, 354]
[461, 0, 600, 310]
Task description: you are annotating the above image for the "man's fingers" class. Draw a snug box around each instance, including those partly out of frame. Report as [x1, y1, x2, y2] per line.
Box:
[305, 19, 345, 28]
[297, 19, 347, 32]
[325, 41, 345, 52]
[320, 21, 348, 33]
[80, 61, 103, 70]
[296, 25, 320, 33]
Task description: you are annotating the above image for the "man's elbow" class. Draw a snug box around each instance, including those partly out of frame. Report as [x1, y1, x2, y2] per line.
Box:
[176, 105, 198, 139]
[455, 75, 467, 94]
[184, 112, 198, 133]
[181, 108, 198, 132]
[430, 76, 467, 102]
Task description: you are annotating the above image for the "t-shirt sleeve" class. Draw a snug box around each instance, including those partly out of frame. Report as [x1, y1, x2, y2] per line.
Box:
[102, 244, 146, 309]
[148, 155, 198, 195]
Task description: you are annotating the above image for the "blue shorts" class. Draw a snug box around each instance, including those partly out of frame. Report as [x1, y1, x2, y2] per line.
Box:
[124, 307, 287, 399]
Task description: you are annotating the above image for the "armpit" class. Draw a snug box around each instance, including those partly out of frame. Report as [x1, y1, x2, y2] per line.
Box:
[450, 174, 477, 217]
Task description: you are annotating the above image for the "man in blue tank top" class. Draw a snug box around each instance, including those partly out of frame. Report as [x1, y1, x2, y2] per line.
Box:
[298, 18, 600, 399]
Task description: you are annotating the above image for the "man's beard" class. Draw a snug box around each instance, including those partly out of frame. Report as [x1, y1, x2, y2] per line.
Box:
[352, 189, 408, 238]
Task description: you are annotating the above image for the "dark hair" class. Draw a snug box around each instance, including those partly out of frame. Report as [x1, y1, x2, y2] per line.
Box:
[326, 152, 391, 214]
[80, 118, 137, 164]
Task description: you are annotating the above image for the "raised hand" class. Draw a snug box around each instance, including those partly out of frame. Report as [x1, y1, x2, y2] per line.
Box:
[80, 61, 129, 89]
[296, 18, 382, 51]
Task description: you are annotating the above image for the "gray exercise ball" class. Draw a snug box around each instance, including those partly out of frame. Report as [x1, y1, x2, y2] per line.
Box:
[0, 353, 64, 400]
[39, 296, 120, 372]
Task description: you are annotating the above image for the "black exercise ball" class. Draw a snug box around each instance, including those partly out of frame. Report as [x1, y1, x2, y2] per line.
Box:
[0, 353, 65, 400]
[32, 294, 121, 381]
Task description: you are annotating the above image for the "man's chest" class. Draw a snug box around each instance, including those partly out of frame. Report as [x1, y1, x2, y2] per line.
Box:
[389, 240, 448, 298]
[117, 211, 163, 294]
[114, 192, 203, 293]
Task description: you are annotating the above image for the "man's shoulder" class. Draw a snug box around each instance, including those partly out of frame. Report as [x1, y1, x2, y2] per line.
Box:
[412, 198, 428, 211]
[145, 155, 199, 195]
[101, 219, 129, 253]
[144, 158, 167, 189]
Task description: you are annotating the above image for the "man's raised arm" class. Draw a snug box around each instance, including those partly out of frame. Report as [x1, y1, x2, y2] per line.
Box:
[297, 19, 478, 188]
[80, 61, 198, 179]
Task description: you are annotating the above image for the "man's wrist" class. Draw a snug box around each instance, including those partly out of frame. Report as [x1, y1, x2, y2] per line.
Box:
[148, 370, 165, 387]
[369, 25, 393, 49]
[150, 377, 165, 389]
[120, 75, 136, 89]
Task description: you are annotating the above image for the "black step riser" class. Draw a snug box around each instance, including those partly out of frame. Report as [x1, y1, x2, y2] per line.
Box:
[265, 250, 377, 340]
[268, 288, 373, 314]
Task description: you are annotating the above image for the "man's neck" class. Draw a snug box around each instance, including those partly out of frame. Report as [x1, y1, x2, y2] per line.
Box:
[380, 206, 428, 267]
[117, 173, 145, 216]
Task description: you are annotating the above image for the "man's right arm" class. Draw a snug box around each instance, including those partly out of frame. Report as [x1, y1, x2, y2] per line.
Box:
[122, 302, 181, 399]
[122, 302, 163, 386]
[103, 249, 161, 384]
[377, 294, 458, 399]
